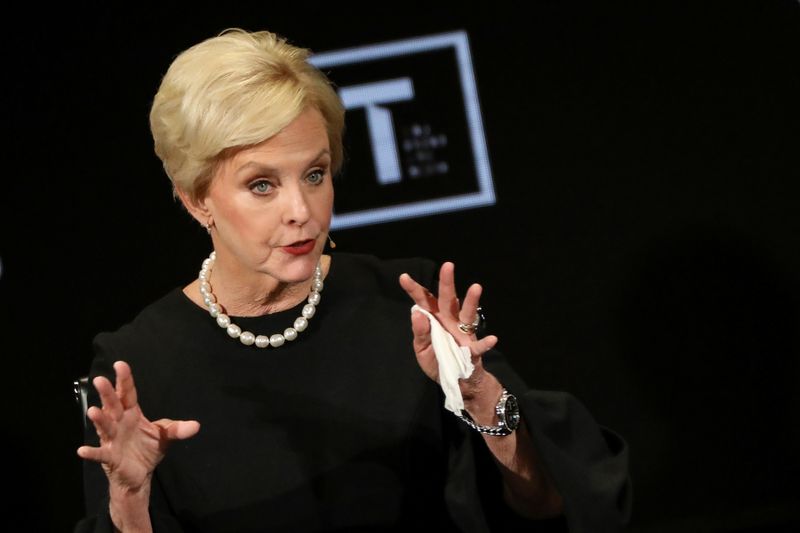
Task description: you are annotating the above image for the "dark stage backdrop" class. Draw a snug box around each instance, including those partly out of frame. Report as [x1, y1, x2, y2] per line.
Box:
[2, 1, 799, 531]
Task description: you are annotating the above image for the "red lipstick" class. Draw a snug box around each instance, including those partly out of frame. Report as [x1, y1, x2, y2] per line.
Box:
[282, 239, 315, 255]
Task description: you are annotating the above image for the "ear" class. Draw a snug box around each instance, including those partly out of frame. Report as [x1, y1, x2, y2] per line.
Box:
[175, 187, 211, 227]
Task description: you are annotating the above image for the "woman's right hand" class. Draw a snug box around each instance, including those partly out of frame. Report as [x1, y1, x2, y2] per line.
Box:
[77, 360, 200, 493]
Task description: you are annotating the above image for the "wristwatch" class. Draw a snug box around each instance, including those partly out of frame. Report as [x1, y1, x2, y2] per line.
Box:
[457, 388, 520, 436]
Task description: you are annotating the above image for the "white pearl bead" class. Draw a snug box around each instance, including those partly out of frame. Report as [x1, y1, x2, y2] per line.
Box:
[200, 252, 323, 349]
[269, 334, 285, 347]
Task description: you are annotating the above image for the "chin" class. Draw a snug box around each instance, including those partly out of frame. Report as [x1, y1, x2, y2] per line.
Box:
[282, 252, 322, 281]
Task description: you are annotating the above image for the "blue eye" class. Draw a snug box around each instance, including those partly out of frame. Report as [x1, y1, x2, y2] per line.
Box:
[250, 180, 273, 194]
[306, 169, 325, 185]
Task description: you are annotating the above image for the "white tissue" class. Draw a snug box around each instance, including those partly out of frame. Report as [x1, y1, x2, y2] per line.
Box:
[411, 304, 474, 414]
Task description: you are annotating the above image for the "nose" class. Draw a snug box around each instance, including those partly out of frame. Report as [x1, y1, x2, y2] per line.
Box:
[281, 183, 312, 226]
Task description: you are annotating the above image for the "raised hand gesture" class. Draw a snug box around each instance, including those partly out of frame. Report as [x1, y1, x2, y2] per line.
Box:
[399, 261, 498, 397]
[77, 361, 200, 494]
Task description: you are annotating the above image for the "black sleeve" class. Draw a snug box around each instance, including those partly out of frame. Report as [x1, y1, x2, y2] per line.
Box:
[73, 335, 186, 533]
[481, 351, 632, 533]
[414, 257, 631, 532]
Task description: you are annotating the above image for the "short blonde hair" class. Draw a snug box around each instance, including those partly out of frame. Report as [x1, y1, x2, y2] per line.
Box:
[149, 28, 345, 203]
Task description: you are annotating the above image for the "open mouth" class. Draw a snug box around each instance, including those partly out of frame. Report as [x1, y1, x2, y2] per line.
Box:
[282, 239, 315, 255]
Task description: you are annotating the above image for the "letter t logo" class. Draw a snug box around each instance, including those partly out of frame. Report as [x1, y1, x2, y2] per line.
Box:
[338, 78, 415, 184]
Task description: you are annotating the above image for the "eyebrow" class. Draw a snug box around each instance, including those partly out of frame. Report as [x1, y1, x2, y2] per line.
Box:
[235, 149, 331, 176]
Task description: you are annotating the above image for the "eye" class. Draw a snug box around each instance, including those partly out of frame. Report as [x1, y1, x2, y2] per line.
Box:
[249, 179, 273, 195]
[306, 169, 326, 185]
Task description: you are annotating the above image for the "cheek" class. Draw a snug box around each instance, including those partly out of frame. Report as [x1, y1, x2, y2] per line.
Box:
[313, 188, 334, 219]
[223, 203, 280, 237]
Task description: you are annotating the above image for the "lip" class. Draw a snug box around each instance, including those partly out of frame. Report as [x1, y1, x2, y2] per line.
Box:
[282, 239, 316, 255]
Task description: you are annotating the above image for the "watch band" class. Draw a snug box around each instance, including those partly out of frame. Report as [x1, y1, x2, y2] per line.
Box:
[456, 388, 518, 436]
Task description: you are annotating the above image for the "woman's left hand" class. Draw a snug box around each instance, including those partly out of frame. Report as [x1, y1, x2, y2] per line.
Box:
[399, 262, 498, 396]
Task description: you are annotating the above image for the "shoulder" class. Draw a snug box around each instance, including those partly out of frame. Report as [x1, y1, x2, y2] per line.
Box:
[100, 287, 187, 335]
[91, 288, 187, 368]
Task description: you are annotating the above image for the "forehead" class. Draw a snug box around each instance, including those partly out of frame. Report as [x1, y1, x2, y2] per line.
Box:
[230, 107, 330, 167]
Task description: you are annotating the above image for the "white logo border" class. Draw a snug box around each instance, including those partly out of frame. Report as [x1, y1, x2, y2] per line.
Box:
[310, 30, 496, 230]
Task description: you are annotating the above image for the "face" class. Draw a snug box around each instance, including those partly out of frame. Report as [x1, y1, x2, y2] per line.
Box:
[194, 107, 334, 285]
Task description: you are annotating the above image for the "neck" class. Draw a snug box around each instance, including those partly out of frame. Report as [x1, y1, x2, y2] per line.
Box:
[214, 277, 311, 316]
[184, 254, 330, 317]
[193, 252, 327, 349]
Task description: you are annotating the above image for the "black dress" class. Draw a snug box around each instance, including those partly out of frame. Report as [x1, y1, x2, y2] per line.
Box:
[74, 252, 631, 532]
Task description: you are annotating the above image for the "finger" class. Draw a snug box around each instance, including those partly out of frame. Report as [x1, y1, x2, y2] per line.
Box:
[399, 273, 438, 312]
[154, 419, 201, 441]
[458, 283, 483, 326]
[113, 361, 138, 410]
[437, 262, 459, 316]
[93, 376, 123, 421]
[410, 309, 432, 353]
[409, 312, 439, 382]
[86, 405, 115, 440]
[469, 335, 499, 361]
[77, 445, 111, 464]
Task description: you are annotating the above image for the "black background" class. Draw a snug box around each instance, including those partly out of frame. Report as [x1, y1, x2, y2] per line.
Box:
[2, 1, 799, 531]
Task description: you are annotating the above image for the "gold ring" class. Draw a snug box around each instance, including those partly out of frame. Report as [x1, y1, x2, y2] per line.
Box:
[457, 307, 483, 334]
[458, 322, 477, 334]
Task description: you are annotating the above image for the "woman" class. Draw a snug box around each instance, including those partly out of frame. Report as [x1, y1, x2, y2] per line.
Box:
[75, 28, 630, 532]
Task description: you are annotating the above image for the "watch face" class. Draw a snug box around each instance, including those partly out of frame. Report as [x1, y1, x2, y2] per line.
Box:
[503, 394, 521, 430]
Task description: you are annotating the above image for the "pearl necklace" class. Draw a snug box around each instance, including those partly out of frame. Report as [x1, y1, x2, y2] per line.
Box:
[198, 251, 323, 348]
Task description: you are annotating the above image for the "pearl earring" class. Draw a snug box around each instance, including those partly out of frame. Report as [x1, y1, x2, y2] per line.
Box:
[327, 233, 336, 249]
[204, 218, 214, 234]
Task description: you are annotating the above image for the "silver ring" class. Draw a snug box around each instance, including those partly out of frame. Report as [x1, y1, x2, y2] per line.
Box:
[458, 306, 484, 335]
